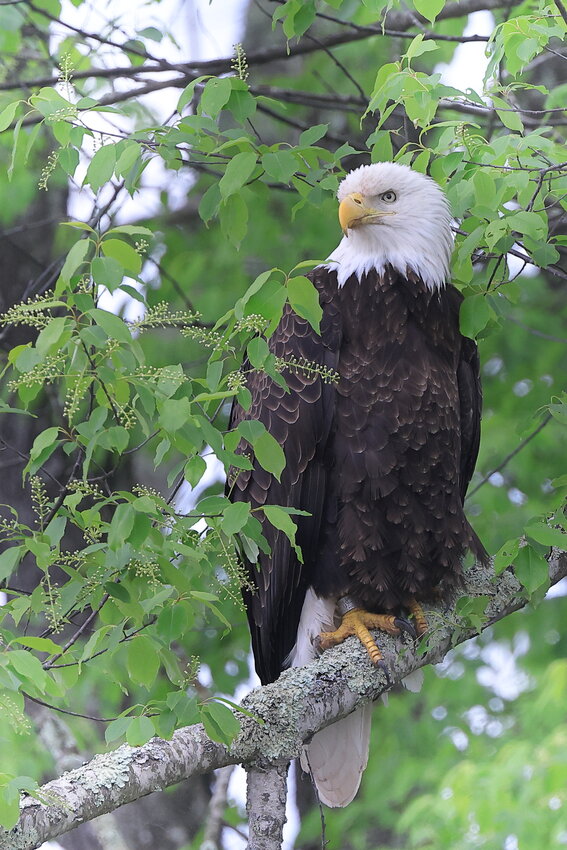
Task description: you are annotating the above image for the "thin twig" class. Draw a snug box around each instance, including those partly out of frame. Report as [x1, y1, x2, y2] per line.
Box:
[466, 412, 553, 498]
[0, 438, 63, 487]
[506, 316, 567, 344]
[43, 594, 110, 669]
[23, 692, 117, 722]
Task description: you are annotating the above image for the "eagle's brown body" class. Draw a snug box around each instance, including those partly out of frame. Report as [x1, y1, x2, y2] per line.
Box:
[230, 264, 484, 686]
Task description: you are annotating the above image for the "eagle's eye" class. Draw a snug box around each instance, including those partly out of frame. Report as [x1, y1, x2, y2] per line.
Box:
[380, 190, 396, 203]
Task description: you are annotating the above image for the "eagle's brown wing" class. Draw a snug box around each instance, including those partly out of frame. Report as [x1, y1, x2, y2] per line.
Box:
[457, 333, 482, 502]
[228, 270, 341, 684]
[445, 285, 482, 503]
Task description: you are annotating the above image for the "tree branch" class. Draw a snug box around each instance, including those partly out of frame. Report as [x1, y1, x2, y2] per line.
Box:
[2, 549, 566, 850]
[0, 0, 511, 95]
[246, 761, 289, 850]
[200, 765, 235, 850]
[467, 412, 554, 498]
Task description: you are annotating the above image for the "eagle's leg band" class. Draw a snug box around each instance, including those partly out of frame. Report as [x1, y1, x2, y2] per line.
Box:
[336, 594, 360, 616]
[407, 598, 428, 637]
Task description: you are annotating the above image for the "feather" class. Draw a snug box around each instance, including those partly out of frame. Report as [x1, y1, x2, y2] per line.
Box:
[300, 705, 372, 808]
[401, 669, 424, 693]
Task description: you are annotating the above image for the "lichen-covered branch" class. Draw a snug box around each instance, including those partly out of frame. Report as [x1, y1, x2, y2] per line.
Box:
[2, 550, 566, 850]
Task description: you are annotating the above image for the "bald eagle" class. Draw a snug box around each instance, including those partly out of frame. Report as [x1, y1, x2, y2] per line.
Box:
[229, 162, 485, 806]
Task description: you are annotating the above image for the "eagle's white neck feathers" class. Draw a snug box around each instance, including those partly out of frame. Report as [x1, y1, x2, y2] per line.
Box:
[325, 162, 453, 290]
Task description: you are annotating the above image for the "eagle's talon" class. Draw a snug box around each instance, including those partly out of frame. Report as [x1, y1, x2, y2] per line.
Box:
[376, 659, 391, 684]
[312, 634, 325, 656]
[394, 616, 417, 639]
[317, 607, 406, 666]
[407, 599, 428, 637]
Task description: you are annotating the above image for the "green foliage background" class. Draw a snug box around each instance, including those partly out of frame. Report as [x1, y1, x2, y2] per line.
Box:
[0, 0, 566, 846]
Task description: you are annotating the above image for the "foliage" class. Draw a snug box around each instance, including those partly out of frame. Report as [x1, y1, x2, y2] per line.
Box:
[0, 0, 565, 844]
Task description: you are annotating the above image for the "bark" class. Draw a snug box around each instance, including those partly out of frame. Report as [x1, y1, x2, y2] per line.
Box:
[1, 548, 566, 850]
[200, 765, 235, 850]
[246, 762, 289, 850]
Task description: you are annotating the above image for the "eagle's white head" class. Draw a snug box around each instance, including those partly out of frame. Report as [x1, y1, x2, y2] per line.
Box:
[326, 162, 453, 290]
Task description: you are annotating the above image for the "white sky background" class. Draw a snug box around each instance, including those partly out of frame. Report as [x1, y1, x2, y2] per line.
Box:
[34, 4, 562, 850]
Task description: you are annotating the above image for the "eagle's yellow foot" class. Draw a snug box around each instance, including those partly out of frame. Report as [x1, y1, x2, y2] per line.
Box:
[317, 602, 404, 667]
[407, 598, 428, 637]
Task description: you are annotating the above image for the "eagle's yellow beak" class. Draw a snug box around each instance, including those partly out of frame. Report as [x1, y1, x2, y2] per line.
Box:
[338, 192, 395, 236]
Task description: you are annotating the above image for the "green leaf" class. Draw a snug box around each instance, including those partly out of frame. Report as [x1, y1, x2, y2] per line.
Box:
[177, 75, 207, 112]
[59, 238, 91, 285]
[221, 501, 251, 535]
[24, 426, 61, 478]
[11, 636, 61, 655]
[44, 514, 66, 546]
[514, 544, 549, 595]
[459, 294, 491, 339]
[226, 84, 257, 123]
[127, 636, 160, 688]
[159, 397, 192, 432]
[108, 502, 135, 550]
[107, 225, 154, 237]
[246, 336, 270, 369]
[299, 124, 328, 146]
[253, 430, 286, 481]
[199, 182, 221, 222]
[0, 100, 19, 132]
[36, 316, 70, 355]
[0, 789, 20, 830]
[89, 308, 132, 343]
[84, 144, 116, 192]
[413, 0, 444, 22]
[262, 150, 298, 184]
[104, 581, 130, 603]
[525, 524, 566, 548]
[404, 34, 439, 62]
[200, 77, 232, 118]
[0, 546, 22, 581]
[200, 700, 241, 747]
[91, 256, 124, 292]
[287, 275, 322, 333]
[242, 278, 287, 330]
[101, 239, 142, 275]
[97, 426, 130, 454]
[61, 220, 96, 233]
[263, 505, 303, 561]
[220, 193, 248, 247]
[219, 152, 257, 199]
[115, 142, 142, 177]
[105, 715, 132, 744]
[8, 650, 48, 690]
[235, 269, 275, 320]
[29, 87, 72, 118]
[491, 96, 524, 132]
[184, 454, 206, 488]
[126, 715, 155, 746]
[58, 146, 79, 176]
[508, 210, 546, 240]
